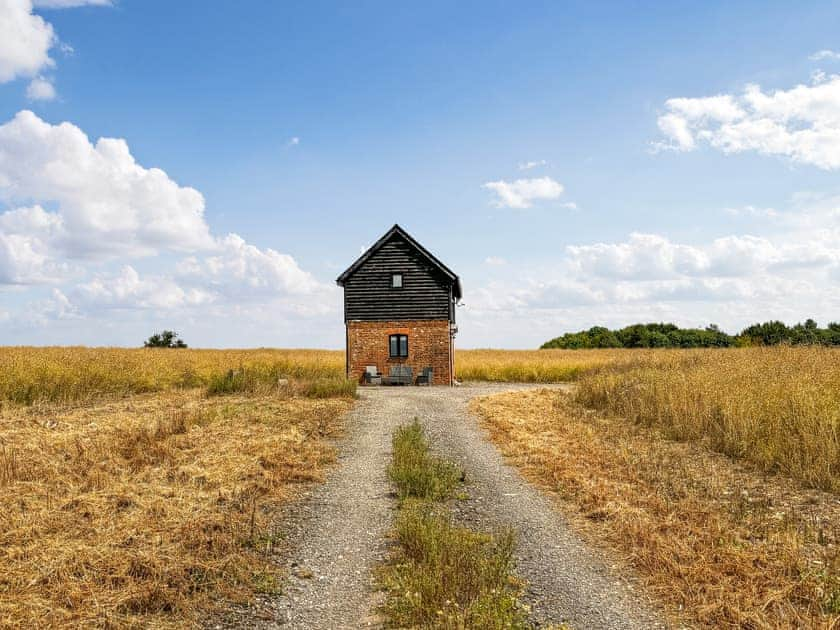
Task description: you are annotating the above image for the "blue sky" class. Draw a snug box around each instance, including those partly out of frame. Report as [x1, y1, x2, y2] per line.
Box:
[2, 0, 840, 348]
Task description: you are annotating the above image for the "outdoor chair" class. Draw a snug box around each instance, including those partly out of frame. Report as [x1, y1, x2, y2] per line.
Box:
[364, 365, 382, 385]
[416, 367, 433, 386]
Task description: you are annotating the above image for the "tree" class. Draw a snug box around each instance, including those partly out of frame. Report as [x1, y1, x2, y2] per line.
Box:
[144, 330, 188, 348]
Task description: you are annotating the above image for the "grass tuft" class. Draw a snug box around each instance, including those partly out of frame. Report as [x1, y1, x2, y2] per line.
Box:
[389, 419, 461, 501]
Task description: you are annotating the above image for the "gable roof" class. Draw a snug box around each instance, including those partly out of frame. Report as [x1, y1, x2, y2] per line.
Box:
[336, 224, 462, 299]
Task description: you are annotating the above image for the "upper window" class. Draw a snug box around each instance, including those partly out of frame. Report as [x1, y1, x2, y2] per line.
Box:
[389, 334, 408, 358]
[391, 273, 403, 288]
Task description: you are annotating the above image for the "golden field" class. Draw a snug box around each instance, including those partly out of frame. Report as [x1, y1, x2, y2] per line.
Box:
[473, 388, 840, 628]
[471, 345, 840, 628]
[1, 345, 839, 627]
[0, 346, 616, 406]
[0, 348, 355, 627]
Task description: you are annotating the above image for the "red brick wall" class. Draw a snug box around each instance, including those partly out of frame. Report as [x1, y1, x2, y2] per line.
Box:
[346, 320, 452, 385]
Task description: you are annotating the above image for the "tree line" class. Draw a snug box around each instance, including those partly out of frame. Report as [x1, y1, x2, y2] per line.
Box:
[540, 320, 840, 349]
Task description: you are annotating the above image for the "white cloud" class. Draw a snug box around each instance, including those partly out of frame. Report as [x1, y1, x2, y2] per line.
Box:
[177, 233, 322, 299]
[565, 232, 836, 281]
[482, 176, 565, 209]
[810, 49, 840, 62]
[655, 76, 840, 169]
[74, 266, 214, 311]
[0, 110, 335, 331]
[460, 195, 840, 346]
[0, 0, 55, 83]
[25, 75, 55, 100]
[484, 256, 507, 266]
[518, 160, 546, 171]
[0, 0, 109, 99]
[287, 136, 300, 147]
[0, 110, 214, 265]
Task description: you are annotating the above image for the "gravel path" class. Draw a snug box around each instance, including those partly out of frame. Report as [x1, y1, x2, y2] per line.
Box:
[218, 384, 666, 629]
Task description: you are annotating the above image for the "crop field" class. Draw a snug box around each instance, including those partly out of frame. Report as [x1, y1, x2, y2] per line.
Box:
[473, 346, 840, 628]
[1, 345, 838, 627]
[0, 348, 355, 627]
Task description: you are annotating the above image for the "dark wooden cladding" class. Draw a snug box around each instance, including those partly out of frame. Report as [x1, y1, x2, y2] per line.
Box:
[342, 234, 456, 322]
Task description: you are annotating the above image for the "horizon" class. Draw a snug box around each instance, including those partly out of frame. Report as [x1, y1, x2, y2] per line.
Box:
[3, 1, 840, 348]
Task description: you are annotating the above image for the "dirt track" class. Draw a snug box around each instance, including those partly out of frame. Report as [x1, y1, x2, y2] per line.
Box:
[218, 384, 665, 629]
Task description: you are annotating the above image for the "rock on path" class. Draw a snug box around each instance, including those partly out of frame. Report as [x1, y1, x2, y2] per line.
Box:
[217, 384, 666, 629]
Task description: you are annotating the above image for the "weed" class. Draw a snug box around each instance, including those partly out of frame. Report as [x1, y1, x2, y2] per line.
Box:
[382, 420, 527, 629]
[389, 419, 460, 501]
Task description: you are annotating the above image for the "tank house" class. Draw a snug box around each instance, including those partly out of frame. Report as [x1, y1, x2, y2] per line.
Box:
[336, 224, 462, 386]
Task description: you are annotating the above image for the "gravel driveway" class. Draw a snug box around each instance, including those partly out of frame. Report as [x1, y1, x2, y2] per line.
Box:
[219, 384, 666, 629]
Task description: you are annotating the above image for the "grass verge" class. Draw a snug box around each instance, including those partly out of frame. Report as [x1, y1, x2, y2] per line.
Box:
[380, 420, 528, 629]
[472, 388, 840, 628]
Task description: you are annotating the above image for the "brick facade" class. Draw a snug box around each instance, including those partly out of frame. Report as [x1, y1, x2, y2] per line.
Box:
[346, 320, 453, 386]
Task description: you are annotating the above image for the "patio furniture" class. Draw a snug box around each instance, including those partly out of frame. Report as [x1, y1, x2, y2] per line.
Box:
[416, 367, 433, 386]
[383, 365, 413, 385]
[364, 365, 382, 385]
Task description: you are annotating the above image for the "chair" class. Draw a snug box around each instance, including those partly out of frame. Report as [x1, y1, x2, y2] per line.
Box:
[364, 365, 381, 385]
[416, 367, 433, 386]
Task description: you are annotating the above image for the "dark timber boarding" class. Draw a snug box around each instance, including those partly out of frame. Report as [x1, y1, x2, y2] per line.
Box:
[337, 225, 461, 323]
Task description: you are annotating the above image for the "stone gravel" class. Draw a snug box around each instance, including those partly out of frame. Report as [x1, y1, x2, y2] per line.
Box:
[214, 384, 667, 629]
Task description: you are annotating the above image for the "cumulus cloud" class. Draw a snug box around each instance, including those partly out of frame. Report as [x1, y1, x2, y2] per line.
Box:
[0, 0, 109, 99]
[655, 76, 840, 169]
[0, 110, 334, 329]
[482, 176, 565, 209]
[0, 0, 55, 83]
[74, 266, 214, 311]
[0, 110, 214, 270]
[460, 194, 840, 346]
[25, 75, 55, 100]
[177, 234, 322, 299]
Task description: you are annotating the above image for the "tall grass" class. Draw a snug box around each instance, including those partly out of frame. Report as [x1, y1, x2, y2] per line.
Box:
[0, 347, 345, 405]
[455, 348, 628, 382]
[575, 346, 840, 492]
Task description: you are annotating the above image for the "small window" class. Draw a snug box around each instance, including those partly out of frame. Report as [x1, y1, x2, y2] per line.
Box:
[389, 334, 408, 358]
[391, 273, 403, 288]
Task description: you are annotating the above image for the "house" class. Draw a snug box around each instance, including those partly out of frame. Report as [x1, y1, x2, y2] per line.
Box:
[336, 224, 462, 385]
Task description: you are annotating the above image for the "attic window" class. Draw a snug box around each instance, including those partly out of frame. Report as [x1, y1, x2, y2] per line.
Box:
[391, 273, 403, 288]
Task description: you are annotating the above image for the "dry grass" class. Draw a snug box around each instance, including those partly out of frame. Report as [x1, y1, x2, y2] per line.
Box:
[0, 350, 353, 628]
[576, 346, 840, 493]
[455, 348, 629, 383]
[472, 388, 840, 628]
[0, 347, 346, 405]
[0, 347, 620, 405]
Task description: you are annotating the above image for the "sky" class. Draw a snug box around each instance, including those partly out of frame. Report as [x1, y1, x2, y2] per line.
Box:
[2, 0, 840, 348]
